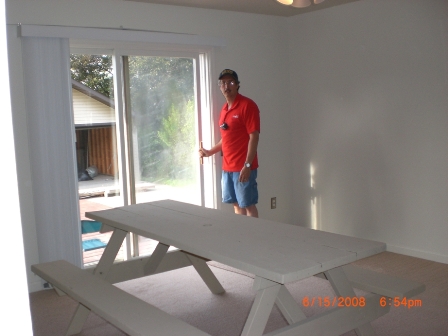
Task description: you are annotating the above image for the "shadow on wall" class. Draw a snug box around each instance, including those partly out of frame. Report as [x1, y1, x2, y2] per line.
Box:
[310, 95, 406, 241]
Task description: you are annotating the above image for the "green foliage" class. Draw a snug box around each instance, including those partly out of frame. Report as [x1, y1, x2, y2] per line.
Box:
[157, 100, 195, 181]
[127, 56, 196, 185]
[70, 54, 113, 98]
[70, 54, 197, 186]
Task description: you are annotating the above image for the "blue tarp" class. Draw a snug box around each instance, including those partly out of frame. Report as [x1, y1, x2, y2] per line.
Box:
[81, 220, 102, 234]
[82, 239, 107, 252]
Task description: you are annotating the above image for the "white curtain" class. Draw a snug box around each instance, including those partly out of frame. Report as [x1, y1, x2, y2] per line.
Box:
[21, 37, 82, 266]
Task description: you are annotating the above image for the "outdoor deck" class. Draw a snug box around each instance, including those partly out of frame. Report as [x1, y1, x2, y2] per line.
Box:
[78, 175, 185, 266]
[78, 174, 155, 198]
[80, 175, 148, 266]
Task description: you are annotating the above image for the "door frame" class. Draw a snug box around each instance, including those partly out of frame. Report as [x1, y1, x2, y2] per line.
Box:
[72, 43, 218, 261]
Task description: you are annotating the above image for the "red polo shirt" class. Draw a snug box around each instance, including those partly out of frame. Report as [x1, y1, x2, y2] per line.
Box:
[219, 93, 260, 172]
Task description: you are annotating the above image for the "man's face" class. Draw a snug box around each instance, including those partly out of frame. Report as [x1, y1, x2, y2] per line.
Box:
[219, 74, 239, 101]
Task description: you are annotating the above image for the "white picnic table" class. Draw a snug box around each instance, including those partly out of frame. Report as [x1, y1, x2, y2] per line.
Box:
[33, 200, 427, 334]
[78, 199, 389, 336]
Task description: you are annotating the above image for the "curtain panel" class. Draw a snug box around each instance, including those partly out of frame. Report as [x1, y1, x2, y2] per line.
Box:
[22, 37, 82, 266]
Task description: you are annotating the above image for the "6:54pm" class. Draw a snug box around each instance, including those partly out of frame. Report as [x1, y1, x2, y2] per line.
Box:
[380, 296, 422, 309]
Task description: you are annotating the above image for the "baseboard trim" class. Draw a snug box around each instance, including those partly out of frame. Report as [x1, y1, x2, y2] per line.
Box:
[28, 279, 46, 293]
[387, 244, 448, 264]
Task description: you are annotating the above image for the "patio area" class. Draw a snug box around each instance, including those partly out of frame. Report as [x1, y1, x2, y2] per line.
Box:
[78, 175, 199, 266]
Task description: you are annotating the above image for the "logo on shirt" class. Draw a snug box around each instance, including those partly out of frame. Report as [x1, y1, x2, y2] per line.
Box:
[232, 115, 239, 118]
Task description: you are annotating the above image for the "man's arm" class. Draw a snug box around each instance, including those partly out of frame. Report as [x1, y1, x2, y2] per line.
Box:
[245, 131, 259, 166]
[239, 131, 259, 182]
[199, 139, 222, 158]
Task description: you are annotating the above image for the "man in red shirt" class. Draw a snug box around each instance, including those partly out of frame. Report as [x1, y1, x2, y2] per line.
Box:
[199, 69, 260, 217]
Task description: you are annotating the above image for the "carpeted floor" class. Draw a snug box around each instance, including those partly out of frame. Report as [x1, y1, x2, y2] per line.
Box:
[29, 252, 448, 336]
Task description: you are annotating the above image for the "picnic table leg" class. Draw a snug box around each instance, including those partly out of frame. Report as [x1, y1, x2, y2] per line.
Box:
[65, 303, 91, 336]
[93, 228, 127, 279]
[185, 253, 225, 294]
[325, 267, 376, 336]
[66, 228, 127, 335]
[275, 285, 307, 324]
[241, 276, 282, 336]
[144, 242, 170, 275]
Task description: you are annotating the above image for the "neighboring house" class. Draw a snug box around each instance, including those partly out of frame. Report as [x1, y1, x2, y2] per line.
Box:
[72, 79, 118, 178]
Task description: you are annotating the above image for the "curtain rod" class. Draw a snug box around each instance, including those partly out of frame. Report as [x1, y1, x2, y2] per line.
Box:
[17, 24, 226, 47]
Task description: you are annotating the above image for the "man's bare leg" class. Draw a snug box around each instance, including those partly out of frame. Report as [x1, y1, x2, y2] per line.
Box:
[233, 203, 258, 218]
[233, 203, 247, 215]
[246, 204, 258, 218]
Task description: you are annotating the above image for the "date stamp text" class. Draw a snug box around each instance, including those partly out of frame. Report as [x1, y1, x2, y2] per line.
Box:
[302, 296, 422, 309]
[302, 296, 366, 308]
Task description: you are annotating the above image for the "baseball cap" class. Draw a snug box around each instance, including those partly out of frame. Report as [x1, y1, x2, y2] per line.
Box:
[218, 69, 239, 81]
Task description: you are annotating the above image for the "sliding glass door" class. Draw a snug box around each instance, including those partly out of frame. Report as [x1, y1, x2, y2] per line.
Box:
[124, 55, 201, 205]
[71, 53, 126, 266]
[72, 49, 212, 265]
[123, 54, 203, 256]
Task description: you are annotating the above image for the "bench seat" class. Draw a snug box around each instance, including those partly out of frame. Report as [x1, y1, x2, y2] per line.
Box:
[31, 260, 210, 336]
[341, 264, 425, 299]
[316, 264, 425, 299]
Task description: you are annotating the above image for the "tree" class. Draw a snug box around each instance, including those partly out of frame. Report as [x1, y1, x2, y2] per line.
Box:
[127, 56, 196, 184]
[158, 99, 195, 181]
[70, 54, 197, 186]
[70, 54, 113, 98]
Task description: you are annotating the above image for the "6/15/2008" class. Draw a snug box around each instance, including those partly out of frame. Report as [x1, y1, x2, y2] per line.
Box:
[302, 296, 366, 308]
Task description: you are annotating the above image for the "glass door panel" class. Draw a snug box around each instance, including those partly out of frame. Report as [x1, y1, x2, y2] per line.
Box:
[71, 53, 125, 266]
[124, 55, 202, 256]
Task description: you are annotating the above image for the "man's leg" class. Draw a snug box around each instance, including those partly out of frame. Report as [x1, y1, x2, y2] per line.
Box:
[234, 169, 258, 217]
[245, 204, 258, 218]
[224, 171, 258, 217]
[233, 203, 258, 217]
[233, 203, 246, 215]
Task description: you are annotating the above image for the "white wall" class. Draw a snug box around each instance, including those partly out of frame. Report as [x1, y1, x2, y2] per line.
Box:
[0, 0, 33, 332]
[6, 0, 293, 292]
[288, 0, 448, 263]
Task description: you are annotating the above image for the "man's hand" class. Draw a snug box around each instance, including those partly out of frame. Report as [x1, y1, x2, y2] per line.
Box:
[239, 166, 251, 183]
[199, 140, 222, 159]
[199, 148, 211, 158]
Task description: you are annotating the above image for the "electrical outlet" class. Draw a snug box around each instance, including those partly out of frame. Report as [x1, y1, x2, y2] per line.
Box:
[271, 197, 277, 209]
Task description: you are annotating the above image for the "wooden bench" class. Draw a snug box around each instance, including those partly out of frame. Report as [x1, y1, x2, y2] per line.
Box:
[317, 264, 426, 299]
[31, 260, 210, 336]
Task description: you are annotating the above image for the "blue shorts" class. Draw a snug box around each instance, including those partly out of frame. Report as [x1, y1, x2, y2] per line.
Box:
[222, 170, 258, 208]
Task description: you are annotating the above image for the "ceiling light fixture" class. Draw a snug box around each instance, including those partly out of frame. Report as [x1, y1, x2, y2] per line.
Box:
[276, 0, 325, 8]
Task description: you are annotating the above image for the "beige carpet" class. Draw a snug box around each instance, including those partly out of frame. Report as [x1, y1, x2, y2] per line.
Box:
[29, 252, 448, 336]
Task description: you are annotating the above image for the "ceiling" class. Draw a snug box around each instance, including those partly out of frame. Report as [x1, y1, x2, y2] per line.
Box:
[124, 0, 359, 17]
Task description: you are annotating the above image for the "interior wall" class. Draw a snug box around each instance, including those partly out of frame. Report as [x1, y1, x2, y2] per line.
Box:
[6, 0, 293, 292]
[288, 0, 448, 263]
[0, 0, 33, 330]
